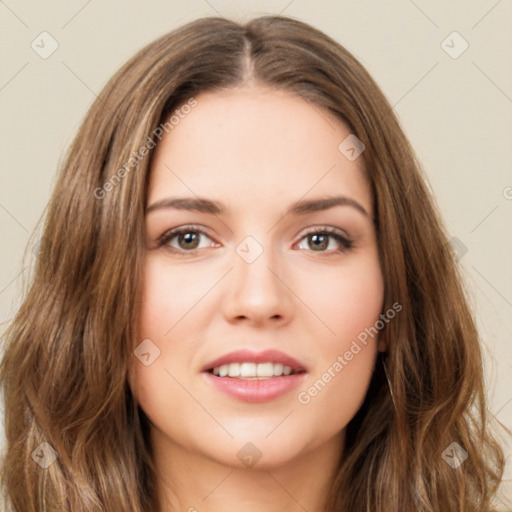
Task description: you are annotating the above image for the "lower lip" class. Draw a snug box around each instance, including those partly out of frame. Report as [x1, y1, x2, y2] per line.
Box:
[202, 371, 307, 403]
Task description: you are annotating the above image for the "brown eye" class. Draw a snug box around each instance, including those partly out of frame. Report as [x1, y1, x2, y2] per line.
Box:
[159, 227, 216, 253]
[296, 228, 353, 253]
[176, 231, 200, 250]
[307, 233, 329, 251]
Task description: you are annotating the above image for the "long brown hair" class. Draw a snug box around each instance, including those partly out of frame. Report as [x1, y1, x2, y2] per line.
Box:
[0, 15, 507, 511]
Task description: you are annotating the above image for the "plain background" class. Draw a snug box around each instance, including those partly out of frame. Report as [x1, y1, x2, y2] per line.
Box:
[1, 0, 511, 508]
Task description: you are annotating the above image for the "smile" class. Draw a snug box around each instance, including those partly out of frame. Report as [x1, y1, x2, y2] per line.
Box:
[210, 362, 298, 378]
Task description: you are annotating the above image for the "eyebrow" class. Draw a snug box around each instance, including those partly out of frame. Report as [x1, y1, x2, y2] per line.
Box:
[145, 195, 370, 218]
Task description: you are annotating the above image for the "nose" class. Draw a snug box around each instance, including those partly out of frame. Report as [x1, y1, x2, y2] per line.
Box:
[221, 242, 294, 328]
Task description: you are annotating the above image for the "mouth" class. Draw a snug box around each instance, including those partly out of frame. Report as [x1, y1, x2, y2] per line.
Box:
[201, 349, 308, 402]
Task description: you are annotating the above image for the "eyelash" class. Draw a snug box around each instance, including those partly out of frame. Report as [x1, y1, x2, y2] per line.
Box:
[158, 225, 354, 256]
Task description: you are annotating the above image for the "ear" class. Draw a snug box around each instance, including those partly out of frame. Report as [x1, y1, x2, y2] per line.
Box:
[377, 334, 387, 353]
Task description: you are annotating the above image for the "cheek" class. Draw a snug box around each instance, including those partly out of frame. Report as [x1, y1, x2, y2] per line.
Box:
[129, 260, 177, 422]
[138, 256, 199, 337]
[128, 358, 185, 446]
[307, 255, 384, 346]
[136, 254, 219, 354]
[131, 256, 217, 431]
[295, 255, 384, 421]
[296, 342, 377, 440]
[335, 271, 383, 342]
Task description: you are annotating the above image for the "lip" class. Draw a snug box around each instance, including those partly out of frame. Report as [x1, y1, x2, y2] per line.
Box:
[201, 349, 307, 373]
[201, 349, 308, 403]
[202, 371, 308, 403]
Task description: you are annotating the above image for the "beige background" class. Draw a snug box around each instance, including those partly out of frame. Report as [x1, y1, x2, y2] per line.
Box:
[1, 0, 511, 508]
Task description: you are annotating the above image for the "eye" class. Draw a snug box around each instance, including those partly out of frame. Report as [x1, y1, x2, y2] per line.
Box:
[159, 225, 217, 253]
[157, 225, 353, 255]
[295, 227, 353, 253]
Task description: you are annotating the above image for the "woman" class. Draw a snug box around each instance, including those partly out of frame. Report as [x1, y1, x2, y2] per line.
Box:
[0, 15, 507, 512]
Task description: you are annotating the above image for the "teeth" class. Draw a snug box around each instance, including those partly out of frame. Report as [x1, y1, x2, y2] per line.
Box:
[212, 362, 296, 379]
[228, 363, 240, 377]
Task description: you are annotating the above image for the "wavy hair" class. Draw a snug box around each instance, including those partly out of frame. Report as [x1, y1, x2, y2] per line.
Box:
[0, 15, 507, 512]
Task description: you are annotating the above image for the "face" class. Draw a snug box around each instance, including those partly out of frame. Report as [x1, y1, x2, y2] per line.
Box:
[129, 86, 385, 470]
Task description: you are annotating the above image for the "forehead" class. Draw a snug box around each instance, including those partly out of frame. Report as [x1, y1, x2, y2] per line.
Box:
[147, 87, 371, 215]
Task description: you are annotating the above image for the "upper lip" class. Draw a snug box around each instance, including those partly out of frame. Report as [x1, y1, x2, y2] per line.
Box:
[201, 349, 307, 373]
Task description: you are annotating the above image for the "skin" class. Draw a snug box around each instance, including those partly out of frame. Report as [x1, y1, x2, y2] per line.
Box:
[129, 86, 385, 512]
